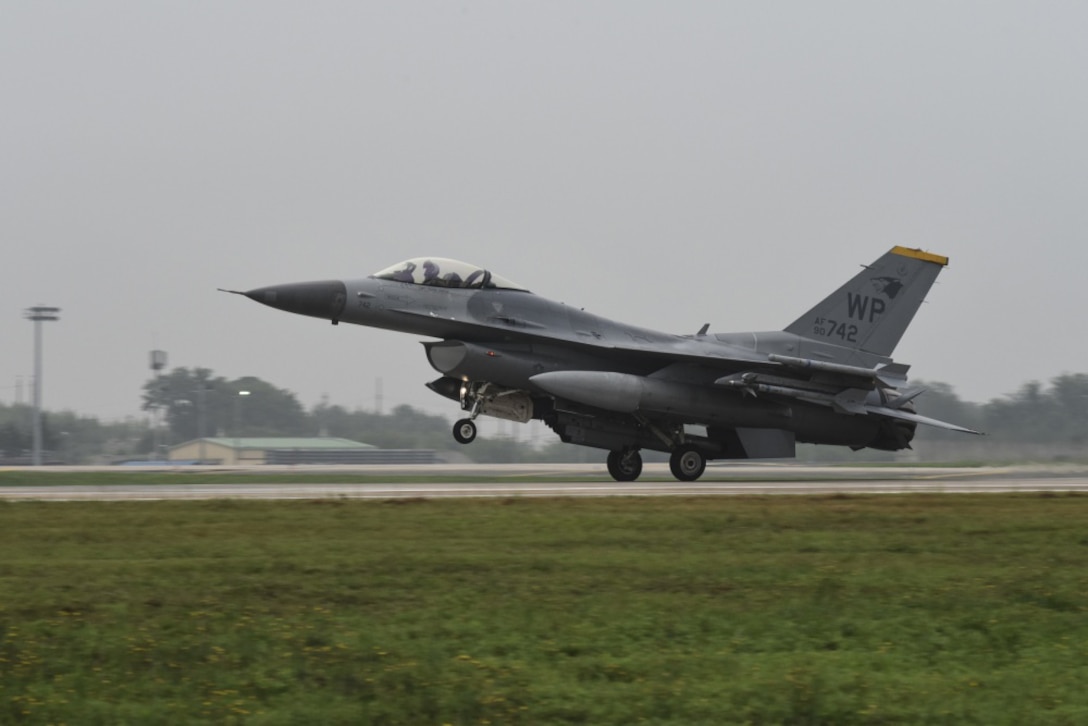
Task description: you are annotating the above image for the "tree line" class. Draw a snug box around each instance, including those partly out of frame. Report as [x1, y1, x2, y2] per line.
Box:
[2, 367, 1087, 464]
[905, 374, 1088, 461]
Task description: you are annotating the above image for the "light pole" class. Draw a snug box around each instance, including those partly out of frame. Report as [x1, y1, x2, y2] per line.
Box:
[24, 306, 60, 466]
[234, 390, 250, 464]
[149, 350, 167, 461]
[197, 384, 208, 462]
[178, 384, 212, 462]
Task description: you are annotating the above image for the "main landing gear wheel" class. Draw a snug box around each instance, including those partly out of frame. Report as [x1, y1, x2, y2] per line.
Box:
[670, 445, 706, 482]
[453, 418, 477, 444]
[607, 449, 643, 482]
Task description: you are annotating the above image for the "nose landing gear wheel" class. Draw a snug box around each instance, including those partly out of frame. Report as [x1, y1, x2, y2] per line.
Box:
[453, 418, 477, 444]
[606, 449, 643, 482]
[669, 445, 706, 481]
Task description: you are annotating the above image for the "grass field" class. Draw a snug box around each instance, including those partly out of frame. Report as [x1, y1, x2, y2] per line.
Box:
[2, 494, 1087, 725]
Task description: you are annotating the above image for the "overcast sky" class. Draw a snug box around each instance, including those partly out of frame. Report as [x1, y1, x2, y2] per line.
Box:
[3, 2, 1086, 426]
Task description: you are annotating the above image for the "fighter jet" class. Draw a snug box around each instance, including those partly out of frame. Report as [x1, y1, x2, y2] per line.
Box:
[227, 247, 979, 481]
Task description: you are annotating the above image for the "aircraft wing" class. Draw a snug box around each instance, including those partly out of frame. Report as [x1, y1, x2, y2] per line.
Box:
[582, 336, 907, 392]
[433, 318, 981, 434]
[577, 340, 979, 434]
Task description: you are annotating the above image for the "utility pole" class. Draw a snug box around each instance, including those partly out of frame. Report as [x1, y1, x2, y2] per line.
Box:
[234, 390, 250, 464]
[150, 350, 167, 460]
[197, 384, 208, 463]
[24, 306, 60, 466]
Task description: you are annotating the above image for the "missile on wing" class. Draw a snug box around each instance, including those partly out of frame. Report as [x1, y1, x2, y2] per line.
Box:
[767, 354, 909, 387]
[717, 374, 886, 415]
[718, 378, 836, 406]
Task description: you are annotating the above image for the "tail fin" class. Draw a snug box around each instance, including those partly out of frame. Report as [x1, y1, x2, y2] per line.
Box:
[784, 247, 948, 357]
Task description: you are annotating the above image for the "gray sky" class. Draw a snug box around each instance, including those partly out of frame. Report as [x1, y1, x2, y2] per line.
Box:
[3, 2, 1087, 425]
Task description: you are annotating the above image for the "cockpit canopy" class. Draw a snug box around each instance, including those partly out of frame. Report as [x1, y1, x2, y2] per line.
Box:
[372, 257, 529, 291]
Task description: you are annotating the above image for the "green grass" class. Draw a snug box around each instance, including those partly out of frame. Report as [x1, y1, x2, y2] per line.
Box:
[2, 495, 1087, 724]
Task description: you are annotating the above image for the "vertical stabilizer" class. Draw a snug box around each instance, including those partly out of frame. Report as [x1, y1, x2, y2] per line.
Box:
[784, 247, 948, 357]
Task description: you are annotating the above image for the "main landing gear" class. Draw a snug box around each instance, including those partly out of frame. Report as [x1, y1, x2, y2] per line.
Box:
[668, 445, 706, 482]
[606, 449, 643, 481]
[605, 446, 708, 482]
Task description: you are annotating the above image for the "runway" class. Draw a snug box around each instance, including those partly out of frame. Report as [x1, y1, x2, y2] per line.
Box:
[3, 464, 1088, 501]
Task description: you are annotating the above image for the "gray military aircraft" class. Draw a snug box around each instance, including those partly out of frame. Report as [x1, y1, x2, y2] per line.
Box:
[226, 246, 979, 481]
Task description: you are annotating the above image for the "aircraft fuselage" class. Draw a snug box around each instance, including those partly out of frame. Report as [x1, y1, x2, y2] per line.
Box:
[233, 249, 977, 481]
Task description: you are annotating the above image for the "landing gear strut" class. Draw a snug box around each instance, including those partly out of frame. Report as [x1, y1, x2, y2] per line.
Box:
[452, 381, 485, 445]
[448, 381, 534, 446]
[606, 449, 643, 482]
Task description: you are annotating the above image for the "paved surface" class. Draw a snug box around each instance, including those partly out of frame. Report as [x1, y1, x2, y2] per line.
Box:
[3, 464, 1088, 501]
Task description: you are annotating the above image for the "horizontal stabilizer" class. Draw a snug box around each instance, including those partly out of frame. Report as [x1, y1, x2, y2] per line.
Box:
[868, 405, 982, 435]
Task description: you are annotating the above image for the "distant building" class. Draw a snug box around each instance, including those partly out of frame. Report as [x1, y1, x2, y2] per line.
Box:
[167, 437, 439, 465]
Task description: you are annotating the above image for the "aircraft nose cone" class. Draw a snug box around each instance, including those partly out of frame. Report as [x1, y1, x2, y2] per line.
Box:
[245, 280, 348, 321]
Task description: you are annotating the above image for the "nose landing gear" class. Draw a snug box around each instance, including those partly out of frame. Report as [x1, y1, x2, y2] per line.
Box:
[453, 418, 477, 444]
[452, 381, 483, 445]
[450, 381, 533, 445]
